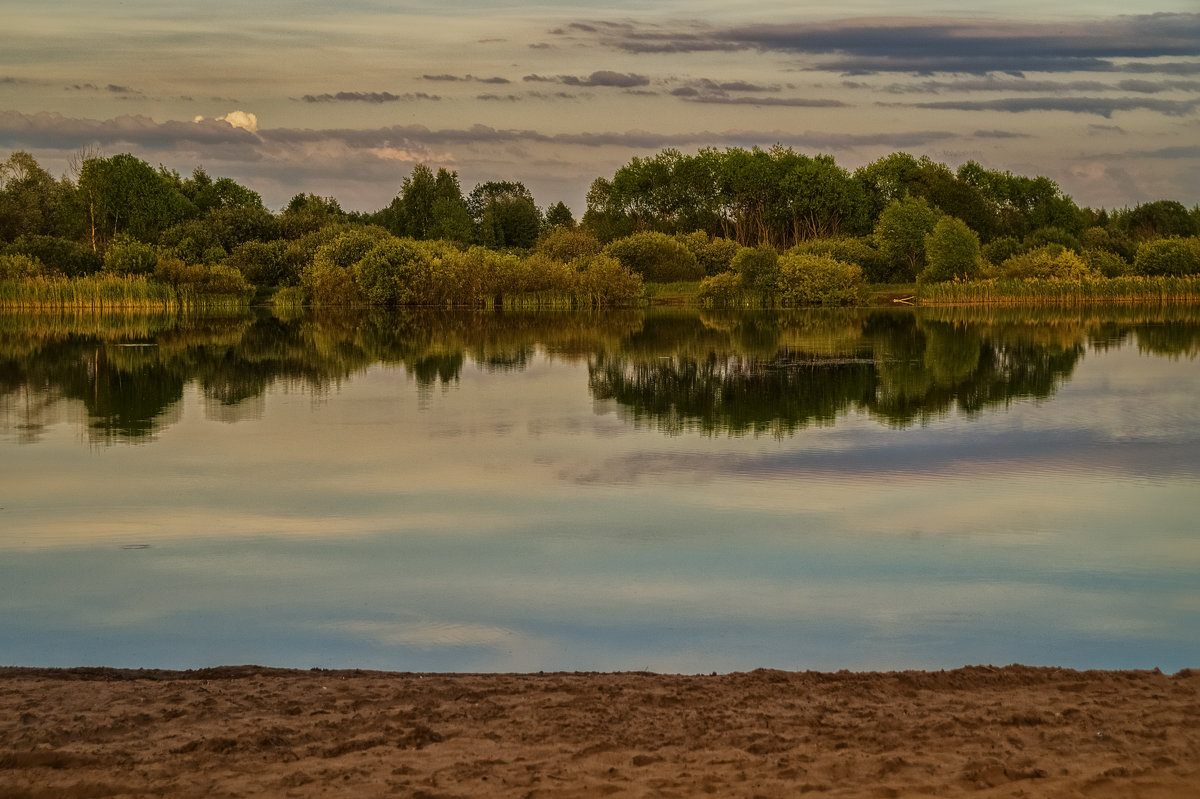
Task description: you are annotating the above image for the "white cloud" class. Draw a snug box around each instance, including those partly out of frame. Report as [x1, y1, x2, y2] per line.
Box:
[216, 110, 258, 132]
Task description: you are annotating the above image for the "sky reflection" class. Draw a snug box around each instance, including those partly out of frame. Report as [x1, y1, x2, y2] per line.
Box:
[1, 310, 1198, 672]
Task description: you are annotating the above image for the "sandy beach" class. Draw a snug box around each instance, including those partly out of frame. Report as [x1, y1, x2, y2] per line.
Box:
[1, 665, 1196, 798]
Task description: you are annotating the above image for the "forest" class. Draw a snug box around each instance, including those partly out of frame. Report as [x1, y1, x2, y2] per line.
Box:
[1, 147, 1199, 309]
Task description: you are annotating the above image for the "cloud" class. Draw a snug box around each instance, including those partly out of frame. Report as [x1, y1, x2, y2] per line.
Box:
[680, 95, 846, 108]
[299, 91, 440, 103]
[911, 97, 1200, 118]
[215, 110, 258, 133]
[875, 76, 1200, 95]
[422, 74, 510, 84]
[972, 130, 1031, 139]
[525, 71, 650, 88]
[573, 13, 1200, 74]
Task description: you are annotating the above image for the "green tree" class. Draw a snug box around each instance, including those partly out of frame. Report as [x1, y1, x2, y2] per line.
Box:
[731, 245, 779, 298]
[1133, 237, 1200, 276]
[873, 195, 940, 281]
[469, 181, 541, 249]
[429, 168, 472, 243]
[0, 151, 63, 242]
[77, 153, 195, 248]
[922, 216, 982, 282]
[543, 201, 576, 230]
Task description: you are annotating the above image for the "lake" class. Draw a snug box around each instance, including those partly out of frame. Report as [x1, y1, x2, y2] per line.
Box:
[2, 306, 1198, 673]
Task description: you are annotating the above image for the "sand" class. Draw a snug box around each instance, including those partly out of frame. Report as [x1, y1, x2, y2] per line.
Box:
[1, 665, 1196, 798]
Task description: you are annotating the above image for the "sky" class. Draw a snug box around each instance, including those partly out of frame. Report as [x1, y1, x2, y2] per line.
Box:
[2, 1, 1198, 215]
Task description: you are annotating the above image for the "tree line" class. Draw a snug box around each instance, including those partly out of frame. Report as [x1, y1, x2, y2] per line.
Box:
[1, 147, 1198, 308]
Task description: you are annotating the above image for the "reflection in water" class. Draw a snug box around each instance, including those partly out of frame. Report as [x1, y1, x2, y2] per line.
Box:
[2, 305, 1199, 673]
[3, 306, 1197, 442]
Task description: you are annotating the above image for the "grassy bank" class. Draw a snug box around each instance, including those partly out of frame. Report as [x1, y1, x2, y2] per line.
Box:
[916, 275, 1200, 306]
[0, 275, 252, 311]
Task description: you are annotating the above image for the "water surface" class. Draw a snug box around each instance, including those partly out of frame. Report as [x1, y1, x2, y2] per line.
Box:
[2, 307, 1197, 672]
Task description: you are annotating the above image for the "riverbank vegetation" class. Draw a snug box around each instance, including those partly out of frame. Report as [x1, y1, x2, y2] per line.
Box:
[2, 147, 1197, 309]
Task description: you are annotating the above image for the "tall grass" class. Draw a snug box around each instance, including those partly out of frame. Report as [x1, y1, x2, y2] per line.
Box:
[916, 275, 1200, 306]
[0, 275, 251, 311]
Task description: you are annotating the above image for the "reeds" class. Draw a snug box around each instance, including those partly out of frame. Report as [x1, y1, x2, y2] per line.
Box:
[0, 275, 252, 311]
[916, 276, 1200, 306]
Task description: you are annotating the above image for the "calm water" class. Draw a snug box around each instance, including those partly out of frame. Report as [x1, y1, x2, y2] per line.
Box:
[2, 307, 1198, 673]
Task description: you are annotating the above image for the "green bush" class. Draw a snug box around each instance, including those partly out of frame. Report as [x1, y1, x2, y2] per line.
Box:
[921, 216, 982, 283]
[5, 235, 102, 276]
[353, 238, 431, 305]
[994, 245, 1095, 280]
[981, 236, 1021, 267]
[676, 231, 740, 275]
[574, 253, 644, 307]
[102, 235, 159, 275]
[227, 240, 289, 286]
[697, 271, 743, 306]
[776, 254, 866, 306]
[1080, 247, 1130, 278]
[1133, 237, 1200, 276]
[604, 231, 703, 282]
[0, 253, 43, 279]
[731, 245, 779, 296]
[788, 237, 887, 283]
[536, 227, 602, 263]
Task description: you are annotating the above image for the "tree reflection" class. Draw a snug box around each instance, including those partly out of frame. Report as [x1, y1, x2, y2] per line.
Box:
[1, 306, 1196, 442]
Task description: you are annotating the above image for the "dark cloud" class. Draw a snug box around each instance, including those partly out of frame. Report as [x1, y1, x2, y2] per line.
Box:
[911, 96, 1199, 118]
[299, 92, 440, 103]
[524, 71, 649, 88]
[560, 71, 650, 88]
[0, 110, 259, 150]
[1128, 145, 1200, 159]
[1088, 124, 1126, 134]
[972, 130, 1031, 139]
[422, 74, 510, 84]
[681, 95, 846, 108]
[574, 13, 1200, 74]
[873, 76, 1200, 95]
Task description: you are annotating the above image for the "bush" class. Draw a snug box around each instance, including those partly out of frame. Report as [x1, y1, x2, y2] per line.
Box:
[995, 245, 1095, 280]
[982, 236, 1021, 267]
[1023, 226, 1081, 253]
[5, 235, 102, 276]
[921, 217, 982, 283]
[536, 227, 602, 263]
[604, 231, 703, 282]
[697, 271, 743, 306]
[1080, 247, 1130, 278]
[776, 254, 866, 306]
[676, 232, 741, 275]
[731, 245, 779, 296]
[353, 238, 431, 305]
[789, 237, 888, 283]
[574, 253, 644, 307]
[0, 253, 43, 279]
[1133, 237, 1200, 276]
[153, 256, 251, 296]
[102, 235, 159, 275]
[227, 240, 289, 286]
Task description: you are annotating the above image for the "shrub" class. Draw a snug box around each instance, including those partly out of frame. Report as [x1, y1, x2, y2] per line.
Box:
[574, 253, 644, 307]
[697, 271, 743, 306]
[102, 235, 159, 275]
[0, 253, 43, 279]
[227, 240, 289, 286]
[1080, 247, 1130, 278]
[921, 216, 982, 283]
[731, 245, 779, 296]
[1023, 226, 1081, 253]
[1133, 237, 1200, 276]
[981, 236, 1021, 267]
[536, 227, 603, 263]
[604, 231, 702, 282]
[5, 235, 102, 276]
[353, 238, 431, 305]
[995, 245, 1095, 280]
[789, 237, 888, 283]
[776, 254, 866, 306]
[676, 232, 741, 275]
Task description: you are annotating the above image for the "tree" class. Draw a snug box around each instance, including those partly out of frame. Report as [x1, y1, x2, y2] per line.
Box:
[76, 154, 194, 248]
[0, 151, 63, 242]
[429, 168, 472, 243]
[543, 201, 576, 230]
[922, 216, 982, 282]
[873, 195, 940, 281]
[604, 231, 702, 282]
[469, 181, 541, 249]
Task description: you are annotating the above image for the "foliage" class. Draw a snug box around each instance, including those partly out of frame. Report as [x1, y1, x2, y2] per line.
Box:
[776, 254, 866, 306]
[676, 231, 740, 275]
[1133, 237, 1200, 276]
[993, 245, 1095, 280]
[873, 195, 939, 281]
[543, 201, 576, 230]
[731, 245, 779, 297]
[537, 227, 603, 263]
[1113, 200, 1198, 241]
[102, 234, 160, 275]
[0, 253, 43, 279]
[77, 154, 194, 245]
[1080, 248, 1130, 278]
[605, 231, 703, 282]
[469, 181, 541, 249]
[4, 234, 102, 276]
[981, 236, 1021, 267]
[697, 271, 745, 306]
[574, 253, 645, 307]
[787, 237, 887, 283]
[922, 217, 982, 283]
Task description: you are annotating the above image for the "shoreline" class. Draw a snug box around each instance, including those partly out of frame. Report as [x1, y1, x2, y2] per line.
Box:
[4, 664, 1197, 797]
